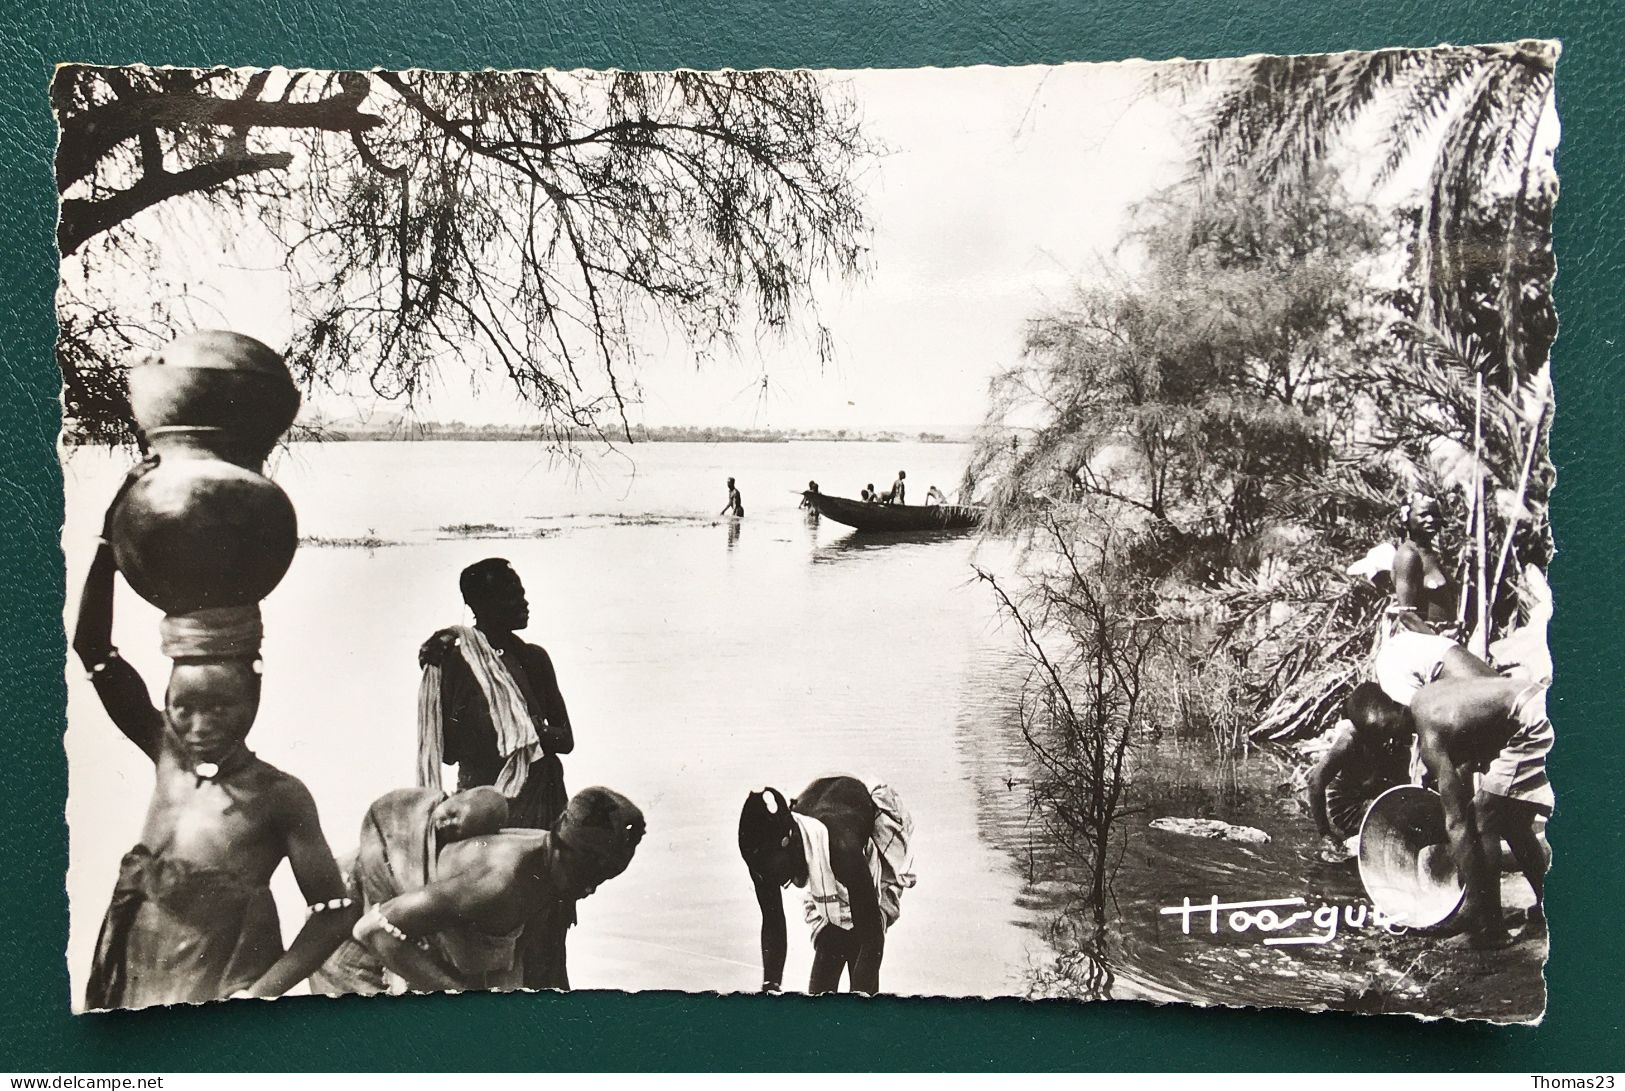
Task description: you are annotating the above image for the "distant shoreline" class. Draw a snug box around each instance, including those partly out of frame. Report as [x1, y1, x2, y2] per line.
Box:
[290, 424, 972, 445]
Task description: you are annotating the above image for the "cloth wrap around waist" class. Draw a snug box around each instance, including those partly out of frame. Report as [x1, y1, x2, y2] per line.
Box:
[86, 845, 282, 1011]
[158, 605, 264, 660]
[798, 784, 917, 941]
[1480, 682, 1555, 812]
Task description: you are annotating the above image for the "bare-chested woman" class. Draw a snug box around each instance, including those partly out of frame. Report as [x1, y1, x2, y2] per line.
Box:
[352, 786, 645, 992]
[1391, 492, 1460, 636]
[74, 461, 355, 1010]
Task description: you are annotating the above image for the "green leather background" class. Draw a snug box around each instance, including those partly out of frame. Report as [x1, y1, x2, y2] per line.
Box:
[2, 0, 1619, 1071]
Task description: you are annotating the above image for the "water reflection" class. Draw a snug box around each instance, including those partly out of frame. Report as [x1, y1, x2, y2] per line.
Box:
[726, 517, 741, 550]
[810, 528, 977, 564]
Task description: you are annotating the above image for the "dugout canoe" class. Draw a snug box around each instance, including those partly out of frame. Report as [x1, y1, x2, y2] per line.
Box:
[804, 491, 983, 533]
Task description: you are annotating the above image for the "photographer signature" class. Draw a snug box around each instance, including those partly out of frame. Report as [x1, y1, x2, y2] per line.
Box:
[1159, 896, 1404, 946]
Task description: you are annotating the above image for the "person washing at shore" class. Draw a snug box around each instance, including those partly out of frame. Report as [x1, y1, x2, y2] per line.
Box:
[1348, 678, 1551, 949]
[417, 558, 577, 987]
[738, 776, 916, 995]
[720, 477, 745, 518]
[1307, 693, 1414, 855]
[310, 787, 510, 997]
[350, 786, 645, 993]
[74, 463, 356, 1010]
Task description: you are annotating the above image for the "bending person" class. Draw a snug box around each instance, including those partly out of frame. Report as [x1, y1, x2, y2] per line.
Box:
[1306, 700, 1411, 852]
[74, 461, 356, 1010]
[352, 786, 645, 993]
[310, 787, 509, 997]
[738, 776, 916, 995]
[1411, 677, 1552, 948]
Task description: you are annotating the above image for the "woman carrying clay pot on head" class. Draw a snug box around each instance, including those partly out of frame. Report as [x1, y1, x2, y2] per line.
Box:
[74, 460, 356, 1010]
[74, 331, 355, 1010]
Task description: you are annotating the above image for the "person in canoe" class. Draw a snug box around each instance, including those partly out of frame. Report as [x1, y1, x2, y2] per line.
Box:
[880, 470, 907, 505]
[861, 483, 878, 504]
[925, 485, 948, 506]
[720, 477, 745, 518]
[737, 776, 916, 995]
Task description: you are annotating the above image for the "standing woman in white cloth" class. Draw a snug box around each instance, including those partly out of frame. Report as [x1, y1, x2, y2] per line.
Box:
[738, 776, 915, 995]
[415, 557, 576, 987]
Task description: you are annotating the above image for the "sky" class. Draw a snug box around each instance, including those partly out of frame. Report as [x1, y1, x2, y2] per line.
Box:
[75, 60, 1193, 434]
[68, 55, 1556, 434]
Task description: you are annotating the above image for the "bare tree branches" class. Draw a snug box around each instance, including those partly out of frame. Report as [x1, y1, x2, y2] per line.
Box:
[54, 65, 874, 446]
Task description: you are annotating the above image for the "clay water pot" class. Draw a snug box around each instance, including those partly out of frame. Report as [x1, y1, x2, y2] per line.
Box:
[127, 331, 300, 468]
[108, 450, 298, 615]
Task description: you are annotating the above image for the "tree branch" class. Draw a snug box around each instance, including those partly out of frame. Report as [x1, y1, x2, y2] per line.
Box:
[59, 151, 293, 255]
[56, 70, 379, 192]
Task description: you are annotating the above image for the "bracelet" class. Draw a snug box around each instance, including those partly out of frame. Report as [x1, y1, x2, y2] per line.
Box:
[308, 896, 355, 915]
[84, 648, 121, 681]
[374, 909, 431, 951]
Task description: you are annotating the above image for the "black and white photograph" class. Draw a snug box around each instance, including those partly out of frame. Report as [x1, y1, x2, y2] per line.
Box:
[56, 44, 1558, 1022]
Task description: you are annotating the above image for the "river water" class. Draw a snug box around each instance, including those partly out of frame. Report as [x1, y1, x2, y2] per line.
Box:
[61, 438, 1544, 1018]
[63, 439, 1049, 1003]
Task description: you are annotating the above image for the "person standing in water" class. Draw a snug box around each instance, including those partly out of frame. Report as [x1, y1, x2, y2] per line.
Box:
[738, 776, 915, 995]
[417, 558, 577, 987]
[74, 462, 356, 1010]
[720, 477, 745, 518]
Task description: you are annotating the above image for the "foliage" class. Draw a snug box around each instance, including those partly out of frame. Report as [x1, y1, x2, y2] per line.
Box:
[968, 178, 1384, 549]
[976, 514, 1165, 912]
[975, 50, 1559, 748]
[53, 65, 875, 446]
[1168, 42, 1556, 355]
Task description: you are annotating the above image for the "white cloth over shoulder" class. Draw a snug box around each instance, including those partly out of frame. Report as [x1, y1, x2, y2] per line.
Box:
[416, 625, 541, 797]
[798, 785, 918, 940]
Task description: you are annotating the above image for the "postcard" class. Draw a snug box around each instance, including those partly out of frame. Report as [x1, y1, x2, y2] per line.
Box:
[56, 44, 1557, 1021]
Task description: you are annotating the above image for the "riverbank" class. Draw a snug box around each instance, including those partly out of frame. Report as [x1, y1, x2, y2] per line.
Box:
[62, 439, 1051, 1005]
[1016, 736, 1547, 1021]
